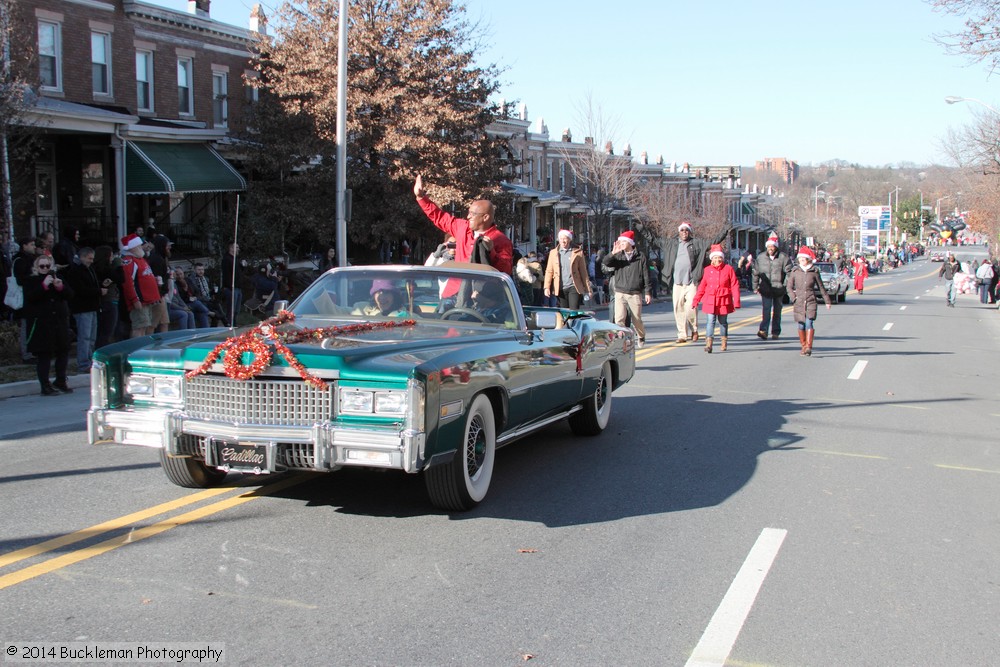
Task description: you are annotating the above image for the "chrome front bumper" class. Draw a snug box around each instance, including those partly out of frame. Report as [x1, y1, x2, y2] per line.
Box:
[87, 407, 426, 474]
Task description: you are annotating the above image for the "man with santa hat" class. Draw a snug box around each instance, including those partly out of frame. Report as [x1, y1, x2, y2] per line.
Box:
[601, 230, 651, 348]
[752, 231, 793, 340]
[656, 220, 731, 344]
[119, 233, 160, 338]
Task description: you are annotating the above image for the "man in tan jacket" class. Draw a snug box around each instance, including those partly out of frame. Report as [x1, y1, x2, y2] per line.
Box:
[544, 229, 592, 309]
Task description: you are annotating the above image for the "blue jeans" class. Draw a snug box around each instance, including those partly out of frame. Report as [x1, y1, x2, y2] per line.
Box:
[796, 319, 815, 331]
[946, 279, 956, 305]
[221, 288, 242, 325]
[169, 306, 195, 329]
[73, 311, 98, 371]
[188, 298, 211, 328]
[759, 294, 783, 335]
[705, 313, 729, 338]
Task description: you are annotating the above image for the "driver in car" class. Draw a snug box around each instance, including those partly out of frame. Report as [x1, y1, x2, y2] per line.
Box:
[471, 280, 512, 324]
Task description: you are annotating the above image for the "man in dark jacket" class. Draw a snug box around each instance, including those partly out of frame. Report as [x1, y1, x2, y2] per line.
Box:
[67, 247, 103, 371]
[602, 230, 650, 348]
[939, 253, 961, 307]
[752, 232, 793, 340]
[657, 220, 730, 343]
[147, 236, 172, 332]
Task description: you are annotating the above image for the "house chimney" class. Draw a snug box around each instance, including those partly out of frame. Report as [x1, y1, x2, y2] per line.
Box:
[519, 103, 528, 121]
[584, 136, 594, 145]
[640, 151, 648, 165]
[188, 0, 210, 18]
[249, 4, 267, 34]
[623, 143, 632, 157]
[604, 141, 613, 154]
[561, 128, 572, 143]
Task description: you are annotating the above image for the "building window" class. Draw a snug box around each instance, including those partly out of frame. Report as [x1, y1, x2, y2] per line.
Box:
[559, 163, 565, 192]
[38, 21, 61, 91]
[91, 32, 111, 95]
[546, 161, 552, 191]
[136, 50, 153, 111]
[177, 58, 193, 115]
[212, 71, 228, 127]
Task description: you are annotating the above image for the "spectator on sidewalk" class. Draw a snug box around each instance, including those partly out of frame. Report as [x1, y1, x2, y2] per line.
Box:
[120, 234, 159, 338]
[173, 268, 211, 328]
[93, 246, 122, 349]
[66, 247, 102, 372]
[12, 237, 37, 361]
[23, 254, 74, 395]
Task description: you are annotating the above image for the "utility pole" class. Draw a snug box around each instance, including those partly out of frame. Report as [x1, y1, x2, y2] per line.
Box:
[334, 0, 348, 268]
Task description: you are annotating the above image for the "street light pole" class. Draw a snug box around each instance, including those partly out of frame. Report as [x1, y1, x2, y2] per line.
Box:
[945, 96, 1000, 114]
[814, 181, 828, 219]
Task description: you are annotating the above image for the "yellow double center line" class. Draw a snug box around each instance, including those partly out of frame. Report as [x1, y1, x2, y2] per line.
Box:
[0, 474, 309, 590]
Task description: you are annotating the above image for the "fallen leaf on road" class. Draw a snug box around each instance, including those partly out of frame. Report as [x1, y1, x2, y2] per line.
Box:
[517, 548, 538, 554]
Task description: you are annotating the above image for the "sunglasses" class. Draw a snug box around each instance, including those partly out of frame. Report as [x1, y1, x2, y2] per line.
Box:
[38, 264, 52, 269]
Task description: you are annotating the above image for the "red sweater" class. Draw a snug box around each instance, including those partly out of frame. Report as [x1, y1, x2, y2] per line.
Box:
[121, 255, 159, 311]
[417, 197, 513, 274]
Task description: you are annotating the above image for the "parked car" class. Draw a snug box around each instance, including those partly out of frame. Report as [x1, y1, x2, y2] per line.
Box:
[814, 262, 849, 303]
[929, 250, 946, 262]
[88, 263, 636, 511]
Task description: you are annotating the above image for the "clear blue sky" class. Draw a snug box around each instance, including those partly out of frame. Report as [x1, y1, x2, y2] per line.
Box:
[155, 0, 997, 168]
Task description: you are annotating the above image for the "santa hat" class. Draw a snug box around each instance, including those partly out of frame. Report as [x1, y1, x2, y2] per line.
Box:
[709, 244, 725, 260]
[617, 230, 636, 246]
[678, 221, 693, 232]
[797, 246, 816, 261]
[765, 232, 779, 248]
[120, 234, 143, 252]
[557, 229, 573, 241]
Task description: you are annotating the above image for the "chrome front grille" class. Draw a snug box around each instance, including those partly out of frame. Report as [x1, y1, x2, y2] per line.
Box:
[184, 375, 334, 426]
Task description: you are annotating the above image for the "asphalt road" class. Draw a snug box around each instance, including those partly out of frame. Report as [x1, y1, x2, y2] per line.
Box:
[1, 257, 997, 666]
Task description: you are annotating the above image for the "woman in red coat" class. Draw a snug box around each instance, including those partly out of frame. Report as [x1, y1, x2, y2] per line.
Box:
[851, 255, 869, 293]
[691, 244, 741, 353]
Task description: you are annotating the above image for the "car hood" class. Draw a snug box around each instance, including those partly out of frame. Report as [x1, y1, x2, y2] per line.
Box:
[110, 319, 519, 377]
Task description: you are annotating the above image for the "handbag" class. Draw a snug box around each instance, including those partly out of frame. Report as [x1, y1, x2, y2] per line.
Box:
[4, 275, 23, 310]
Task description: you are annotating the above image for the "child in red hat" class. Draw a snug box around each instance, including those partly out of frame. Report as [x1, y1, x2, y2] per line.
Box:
[691, 244, 740, 353]
[785, 246, 831, 356]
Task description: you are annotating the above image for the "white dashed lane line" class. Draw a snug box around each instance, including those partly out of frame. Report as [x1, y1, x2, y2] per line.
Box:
[848, 360, 868, 380]
[685, 528, 788, 667]
[883, 323, 893, 331]
[899, 305, 907, 310]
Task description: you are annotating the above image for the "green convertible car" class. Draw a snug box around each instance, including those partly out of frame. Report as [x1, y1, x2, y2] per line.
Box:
[88, 263, 636, 510]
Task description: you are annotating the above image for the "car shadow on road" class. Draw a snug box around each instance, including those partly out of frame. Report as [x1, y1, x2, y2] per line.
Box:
[268, 394, 846, 524]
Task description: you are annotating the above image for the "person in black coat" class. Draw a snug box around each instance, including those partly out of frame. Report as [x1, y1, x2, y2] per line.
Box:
[66, 247, 103, 371]
[23, 254, 74, 395]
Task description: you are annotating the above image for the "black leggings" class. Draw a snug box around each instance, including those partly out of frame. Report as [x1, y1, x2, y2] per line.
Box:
[36, 350, 68, 388]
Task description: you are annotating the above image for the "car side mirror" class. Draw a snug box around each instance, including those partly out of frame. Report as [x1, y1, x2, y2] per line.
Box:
[274, 299, 289, 313]
[534, 311, 559, 329]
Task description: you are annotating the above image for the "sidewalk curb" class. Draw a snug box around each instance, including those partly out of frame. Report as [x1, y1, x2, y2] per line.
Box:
[0, 373, 91, 400]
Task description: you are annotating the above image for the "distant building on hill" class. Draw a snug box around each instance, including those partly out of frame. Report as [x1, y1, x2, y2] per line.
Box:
[755, 157, 799, 185]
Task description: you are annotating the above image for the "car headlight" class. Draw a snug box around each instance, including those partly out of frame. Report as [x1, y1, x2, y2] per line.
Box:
[125, 373, 182, 403]
[339, 387, 407, 417]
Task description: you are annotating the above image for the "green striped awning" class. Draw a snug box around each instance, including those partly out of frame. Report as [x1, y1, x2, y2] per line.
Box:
[126, 141, 246, 194]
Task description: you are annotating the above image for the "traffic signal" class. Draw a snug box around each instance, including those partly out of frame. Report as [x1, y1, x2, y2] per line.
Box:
[830, 219, 838, 229]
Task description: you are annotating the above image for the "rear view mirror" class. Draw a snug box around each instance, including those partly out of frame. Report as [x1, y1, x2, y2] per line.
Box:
[274, 300, 289, 313]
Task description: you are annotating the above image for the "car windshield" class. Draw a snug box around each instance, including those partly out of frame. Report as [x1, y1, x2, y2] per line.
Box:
[291, 266, 521, 329]
[814, 262, 837, 274]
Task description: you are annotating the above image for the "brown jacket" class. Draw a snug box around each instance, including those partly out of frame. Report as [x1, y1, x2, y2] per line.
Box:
[544, 246, 591, 297]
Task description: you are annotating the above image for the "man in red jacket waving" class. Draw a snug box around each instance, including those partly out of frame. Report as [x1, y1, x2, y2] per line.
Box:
[414, 175, 513, 275]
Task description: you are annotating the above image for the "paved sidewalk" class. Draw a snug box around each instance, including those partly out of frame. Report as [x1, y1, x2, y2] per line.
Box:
[0, 374, 91, 440]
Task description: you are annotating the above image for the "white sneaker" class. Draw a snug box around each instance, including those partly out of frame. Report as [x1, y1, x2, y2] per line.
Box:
[637, 339, 645, 349]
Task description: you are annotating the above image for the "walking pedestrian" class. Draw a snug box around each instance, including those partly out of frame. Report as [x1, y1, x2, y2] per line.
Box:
[601, 231, 650, 348]
[975, 257, 994, 304]
[851, 254, 869, 294]
[544, 229, 592, 309]
[939, 253, 961, 307]
[691, 244, 741, 353]
[752, 232, 792, 340]
[656, 220, 730, 343]
[786, 247, 831, 356]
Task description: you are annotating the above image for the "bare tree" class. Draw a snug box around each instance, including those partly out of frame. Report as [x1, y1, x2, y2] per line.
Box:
[0, 0, 40, 243]
[555, 95, 643, 250]
[632, 180, 729, 250]
[257, 0, 511, 254]
[929, 0, 1000, 75]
